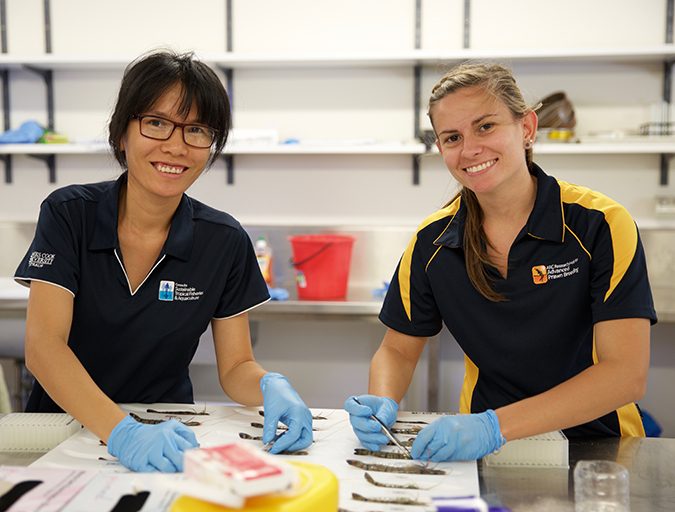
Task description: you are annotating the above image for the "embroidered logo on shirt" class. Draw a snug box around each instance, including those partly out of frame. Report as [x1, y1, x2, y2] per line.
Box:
[28, 251, 55, 268]
[158, 280, 204, 302]
[532, 265, 548, 284]
[533, 258, 580, 284]
[158, 280, 175, 301]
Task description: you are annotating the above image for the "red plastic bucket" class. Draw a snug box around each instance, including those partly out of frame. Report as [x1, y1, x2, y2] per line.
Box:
[289, 234, 355, 300]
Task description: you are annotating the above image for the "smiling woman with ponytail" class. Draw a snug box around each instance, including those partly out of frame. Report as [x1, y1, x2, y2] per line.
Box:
[345, 62, 656, 463]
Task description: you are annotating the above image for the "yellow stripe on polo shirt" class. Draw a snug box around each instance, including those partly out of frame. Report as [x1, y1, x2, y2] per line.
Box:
[459, 354, 479, 414]
[398, 199, 461, 321]
[617, 403, 646, 436]
[592, 326, 645, 436]
[559, 181, 637, 302]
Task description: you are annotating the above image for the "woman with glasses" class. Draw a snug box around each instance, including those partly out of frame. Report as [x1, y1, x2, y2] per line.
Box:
[15, 50, 313, 472]
[345, 62, 656, 462]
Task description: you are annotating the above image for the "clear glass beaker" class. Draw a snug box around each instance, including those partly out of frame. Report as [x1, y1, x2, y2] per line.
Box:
[574, 460, 630, 512]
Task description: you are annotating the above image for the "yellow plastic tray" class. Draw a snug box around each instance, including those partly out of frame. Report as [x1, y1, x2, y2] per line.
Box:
[170, 461, 338, 512]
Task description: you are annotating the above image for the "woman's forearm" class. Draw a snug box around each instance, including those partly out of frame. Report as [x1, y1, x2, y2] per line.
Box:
[497, 318, 649, 440]
[368, 330, 427, 402]
[25, 337, 126, 442]
[496, 361, 645, 441]
[219, 359, 267, 406]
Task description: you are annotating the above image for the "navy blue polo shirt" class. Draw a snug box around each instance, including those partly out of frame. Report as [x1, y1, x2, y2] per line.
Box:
[15, 173, 270, 412]
[380, 164, 657, 437]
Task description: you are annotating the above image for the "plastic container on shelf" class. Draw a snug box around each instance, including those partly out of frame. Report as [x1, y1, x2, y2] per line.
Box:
[289, 234, 355, 300]
[255, 237, 274, 286]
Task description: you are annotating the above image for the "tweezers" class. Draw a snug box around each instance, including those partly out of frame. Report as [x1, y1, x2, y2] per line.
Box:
[263, 431, 284, 452]
[353, 397, 412, 460]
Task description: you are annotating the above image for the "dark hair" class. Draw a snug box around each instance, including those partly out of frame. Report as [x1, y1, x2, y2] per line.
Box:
[428, 62, 536, 302]
[108, 49, 230, 169]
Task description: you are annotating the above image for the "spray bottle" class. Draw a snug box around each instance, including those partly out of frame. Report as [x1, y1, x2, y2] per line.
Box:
[255, 236, 273, 286]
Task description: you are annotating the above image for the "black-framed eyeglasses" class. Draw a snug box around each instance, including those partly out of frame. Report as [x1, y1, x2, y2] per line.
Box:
[132, 114, 217, 149]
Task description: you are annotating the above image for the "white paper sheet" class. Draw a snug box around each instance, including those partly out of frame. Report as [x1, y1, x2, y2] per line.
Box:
[24, 404, 479, 511]
[0, 466, 177, 512]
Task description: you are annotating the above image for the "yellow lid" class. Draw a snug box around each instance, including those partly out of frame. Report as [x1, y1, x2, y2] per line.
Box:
[170, 461, 339, 512]
[547, 128, 575, 141]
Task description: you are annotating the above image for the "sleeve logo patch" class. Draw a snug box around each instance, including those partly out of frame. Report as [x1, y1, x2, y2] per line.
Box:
[158, 280, 175, 301]
[28, 251, 55, 268]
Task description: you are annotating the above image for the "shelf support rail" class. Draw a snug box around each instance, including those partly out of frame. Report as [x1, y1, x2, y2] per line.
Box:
[662, 60, 673, 187]
[41, 0, 54, 130]
[412, 0, 422, 185]
[24, 66, 54, 131]
[2, 0, 58, 184]
[662, 0, 674, 186]
[218, 0, 235, 185]
[217, 66, 234, 185]
[28, 153, 56, 183]
[0, 0, 12, 183]
[413, 64, 422, 185]
[22, 66, 56, 183]
[463, 0, 471, 49]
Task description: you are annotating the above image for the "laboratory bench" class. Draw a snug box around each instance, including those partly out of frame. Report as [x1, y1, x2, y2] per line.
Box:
[1, 422, 674, 512]
[480, 437, 675, 511]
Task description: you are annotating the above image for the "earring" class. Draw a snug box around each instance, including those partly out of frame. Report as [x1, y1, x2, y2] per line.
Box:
[524, 139, 534, 149]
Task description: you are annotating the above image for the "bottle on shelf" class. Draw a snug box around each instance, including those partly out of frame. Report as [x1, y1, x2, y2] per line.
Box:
[255, 236, 274, 286]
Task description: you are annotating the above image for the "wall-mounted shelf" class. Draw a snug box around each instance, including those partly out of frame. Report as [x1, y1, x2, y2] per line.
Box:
[2, 138, 673, 185]
[0, 0, 672, 188]
[424, 138, 675, 155]
[0, 142, 430, 155]
[223, 142, 427, 154]
[209, 45, 675, 67]
[536, 139, 675, 154]
[1, 0, 672, 189]
[0, 142, 429, 184]
[1, 45, 674, 185]
[3, 138, 674, 157]
[424, 45, 675, 65]
[0, 142, 109, 154]
[1, 45, 674, 69]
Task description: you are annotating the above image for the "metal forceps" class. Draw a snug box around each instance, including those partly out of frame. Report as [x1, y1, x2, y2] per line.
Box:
[353, 397, 412, 460]
[263, 431, 285, 452]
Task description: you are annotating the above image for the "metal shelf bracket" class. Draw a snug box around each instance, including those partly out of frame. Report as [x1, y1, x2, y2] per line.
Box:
[221, 154, 234, 185]
[0, 154, 12, 183]
[660, 154, 671, 186]
[27, 153, 56, 183]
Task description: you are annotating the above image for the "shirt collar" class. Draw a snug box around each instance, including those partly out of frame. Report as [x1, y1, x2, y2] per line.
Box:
[525, 163, 564, 243]
[164, 195, 194, 261]
[89, 172, 195, 261]
[434, 198, 466, 249]
[434, 163, 564, 249]
[88, 174, 124, 251]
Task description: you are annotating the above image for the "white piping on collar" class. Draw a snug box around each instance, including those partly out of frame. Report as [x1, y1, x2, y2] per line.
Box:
[114, 249, 166, 296]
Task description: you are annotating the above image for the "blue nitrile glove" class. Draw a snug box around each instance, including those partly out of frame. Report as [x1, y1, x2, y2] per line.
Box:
[411, 410, 506, 462]
[260, 372, 313, 454]
[344, 394, 399, 451]
[107, 415, 199, 472]
[372, 281, 390, 299]
[267, 286, 289, 301]
[0, 120, 45, 143]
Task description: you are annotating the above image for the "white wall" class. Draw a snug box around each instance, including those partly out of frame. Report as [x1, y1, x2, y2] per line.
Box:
[1, 0, 674, 435]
